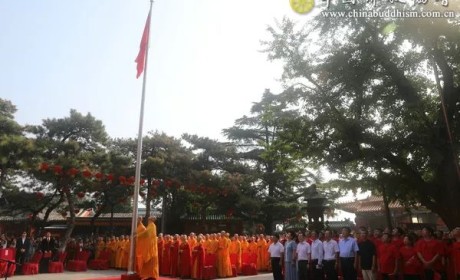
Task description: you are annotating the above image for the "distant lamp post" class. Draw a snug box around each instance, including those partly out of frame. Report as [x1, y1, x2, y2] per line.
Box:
[306, 184, 327, 231]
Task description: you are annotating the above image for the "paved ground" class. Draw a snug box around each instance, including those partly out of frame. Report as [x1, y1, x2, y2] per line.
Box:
[11, 270, 273, 280]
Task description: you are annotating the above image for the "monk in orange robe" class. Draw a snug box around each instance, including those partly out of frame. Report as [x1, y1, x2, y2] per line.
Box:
[256, 234, 267, 271]
[229, 234, 242, 273]
[191, 235, 205, 280]
[170, 234, 181, 277]
[115, 235, 125, 269]
[95, 237, 106, 259]
[217, 232, 233, 277]
[207, 234, 218, 254]
[188, 232, 197, 251]
[248, 236, 258, 255]
[179, 235, 192, 278]
[240, 236, 249, 254]
[109, 236, 118, 268]
[137, 217, 159, 280]
[202, 234, 210, 251]
[160, 235, 171, 275]
[264, 235, 272, 271]
[157, 233, 164, 274]
[136, 218, 147, 273]
[121, 236, 130, 269]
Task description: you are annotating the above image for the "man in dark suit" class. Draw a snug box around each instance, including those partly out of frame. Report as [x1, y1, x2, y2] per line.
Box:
[39, 232, 56, 273]
[16, 231, 30, 265]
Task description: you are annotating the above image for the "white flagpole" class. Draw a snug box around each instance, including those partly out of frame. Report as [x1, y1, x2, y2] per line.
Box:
[127, 0, 154, 275]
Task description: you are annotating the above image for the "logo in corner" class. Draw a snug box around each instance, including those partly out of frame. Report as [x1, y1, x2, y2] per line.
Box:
[290, 0, 315, 14]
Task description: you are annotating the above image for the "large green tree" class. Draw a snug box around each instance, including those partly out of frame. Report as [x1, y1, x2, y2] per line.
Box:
[0, 99, 33, 188]
[28, 109, 109, 246]
[183, 134, 259, 229]
[223, 90, 315, 232]
[263, 4, 460, 228]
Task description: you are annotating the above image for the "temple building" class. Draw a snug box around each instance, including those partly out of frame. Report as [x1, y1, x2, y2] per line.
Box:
[336, 196, 447, 231]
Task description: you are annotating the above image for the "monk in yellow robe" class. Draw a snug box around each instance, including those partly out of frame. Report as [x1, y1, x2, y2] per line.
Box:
[229, 234, 241, 273]
[248, 236, 258, 255]
[202, 234, 210, 251]
[188, 232, 197, 250]
[256, 234, 267, 271]
[264, 235, 272, 272]
[207, 234, 218, 254]
[136, 217, 147, 273]
[95, 237, 105, 259]
[191, 235, 205, 280]
[108, 236, 118, 268]
[121, 236, 130, 269]
[240, 236, 249, 254]
[115, 235, 125, 269]
[137, 217, 159, 280]
[216, 232, 232, 277]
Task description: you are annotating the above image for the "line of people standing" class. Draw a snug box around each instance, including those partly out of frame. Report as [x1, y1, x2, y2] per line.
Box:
[270, 226, 460, 280]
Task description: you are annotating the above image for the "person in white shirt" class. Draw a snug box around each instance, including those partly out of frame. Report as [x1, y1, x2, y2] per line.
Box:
[311, 230, 324, 280]
[323, 230, 340, 280]
[268, 234, 284, 280]
[295, 232, 311, 280]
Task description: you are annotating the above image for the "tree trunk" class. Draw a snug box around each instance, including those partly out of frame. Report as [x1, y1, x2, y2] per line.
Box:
[161, 193, 167, 233]
[144, 178, 152, 224]
[110, 205, 114, 234]
[381, 185, 393, 230]
[60, 190, 76, 251]
[90, 204, 105, 234]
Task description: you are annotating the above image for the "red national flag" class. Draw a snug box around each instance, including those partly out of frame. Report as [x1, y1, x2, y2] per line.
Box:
[135, 11, 151, 79]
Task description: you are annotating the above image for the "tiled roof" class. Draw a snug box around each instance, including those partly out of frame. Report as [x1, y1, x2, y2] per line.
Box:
[336, 196, 405, 213]
[325, 221, 355, 228]
[182, 214, 240, 221]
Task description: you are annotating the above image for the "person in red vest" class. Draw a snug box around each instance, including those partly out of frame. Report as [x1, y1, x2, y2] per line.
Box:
[371, 229, 383, 250]
[450, 228, 460, 280]
[415, 226, 443, 280]
[377, 232, 399, 280]
[179, 235, 192, 278]
[392, 227, 405, 249]
[400, 234, 422, 280]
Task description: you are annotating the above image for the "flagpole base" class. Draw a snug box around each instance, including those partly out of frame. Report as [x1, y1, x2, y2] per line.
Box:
[121, 273, 141, 280]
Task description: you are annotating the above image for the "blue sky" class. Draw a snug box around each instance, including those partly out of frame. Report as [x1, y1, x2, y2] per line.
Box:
[0, 0, 312, 140]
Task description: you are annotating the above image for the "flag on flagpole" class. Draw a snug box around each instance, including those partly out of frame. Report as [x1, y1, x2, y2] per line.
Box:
[135, 11, 151, 79]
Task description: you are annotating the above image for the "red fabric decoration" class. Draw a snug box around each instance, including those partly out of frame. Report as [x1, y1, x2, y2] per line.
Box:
[203, 253, 217, 279]
[165, 179, 172, 187]
[77, 192, 85, 199]
[67, 168, 79, 177]
[39, 162, 49, 172]
[95, 172, 104, 180]
[127, 176, 135, 185]
[82, 170, 92, 178]
[22, 251, 42, 275]
[119, 176, 127, 185]
[106, 174, 114, 182]
[88, 249, 111, 270]
[48, 251, 67, 273]
[153, 180, 161, 186]
[66, 250, 91, 271]
[241, 253, 257, 275]
[140, 179, 146, 185]
[53, 165, 63, 175]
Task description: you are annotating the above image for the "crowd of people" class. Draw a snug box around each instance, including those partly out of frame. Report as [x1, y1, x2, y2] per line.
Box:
[3, 224, 460, 280]
[268, 226, 460, 280]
